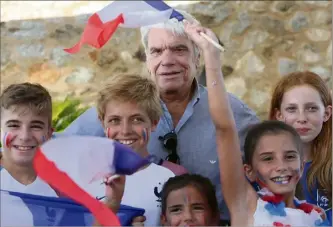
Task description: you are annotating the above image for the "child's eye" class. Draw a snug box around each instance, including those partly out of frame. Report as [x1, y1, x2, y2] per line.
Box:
[133, 117, 144, 123]
[109, 119, 119, 124]
[307, 106, 318, 112]
[170, 208, 181, 213]
[31, 125, 43, 129]
[262, 157, 273, 161]
[193, 205, 205, 211]
[7, 124, 19, 128]
[286, 106, 297, 112]
[286, 155, 296, 160]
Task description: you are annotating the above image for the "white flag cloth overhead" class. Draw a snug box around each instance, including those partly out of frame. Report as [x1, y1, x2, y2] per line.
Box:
[64, 0, 184, 53]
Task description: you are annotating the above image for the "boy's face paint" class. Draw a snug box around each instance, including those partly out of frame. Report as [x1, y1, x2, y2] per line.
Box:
[102, 101, 154, 157]
[2, 131, 14, 148]
[162, 185, 217, 227]
[256, 171, 267, 188]
[142, 128, 150, 144]
[0, 105, 51, 166]
[251, 133, 302, 196]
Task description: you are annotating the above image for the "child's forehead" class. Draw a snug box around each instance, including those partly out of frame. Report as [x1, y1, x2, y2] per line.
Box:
[105, 100, 149, 116]
[1, 105, 49, 122]
[255, 134, 298, 154]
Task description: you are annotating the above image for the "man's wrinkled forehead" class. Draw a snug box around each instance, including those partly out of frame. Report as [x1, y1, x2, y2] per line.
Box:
[147, 27, 192, 49]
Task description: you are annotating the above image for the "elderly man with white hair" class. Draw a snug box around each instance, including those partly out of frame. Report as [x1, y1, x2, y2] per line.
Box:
[58, 10, 259, 225]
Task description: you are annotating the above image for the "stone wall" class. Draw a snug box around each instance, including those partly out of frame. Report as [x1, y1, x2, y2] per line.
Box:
[1, 1, 332, 119]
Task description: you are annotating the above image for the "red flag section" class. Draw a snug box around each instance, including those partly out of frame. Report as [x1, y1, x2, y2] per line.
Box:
[64, 13, 124, 54]
[33, 148, 121, 226]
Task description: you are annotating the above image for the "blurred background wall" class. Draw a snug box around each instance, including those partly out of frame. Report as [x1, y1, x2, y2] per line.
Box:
[1, 1, 331, 119]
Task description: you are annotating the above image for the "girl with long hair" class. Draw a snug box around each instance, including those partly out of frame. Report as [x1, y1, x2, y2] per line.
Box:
[269, 71, 332, 225]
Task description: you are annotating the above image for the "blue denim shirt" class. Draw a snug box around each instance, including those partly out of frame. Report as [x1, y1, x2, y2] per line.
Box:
[56, 83, 259, 220]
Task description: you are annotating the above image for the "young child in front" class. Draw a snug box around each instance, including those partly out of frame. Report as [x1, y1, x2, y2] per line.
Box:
[160, 173, 220, 226]
[183, 22, 329, 226]
[0, 83, 57, 197]
[89, 74, 177, 226]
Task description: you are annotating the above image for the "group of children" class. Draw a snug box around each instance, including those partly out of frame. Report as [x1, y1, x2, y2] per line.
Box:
[1, 27, 332, 227]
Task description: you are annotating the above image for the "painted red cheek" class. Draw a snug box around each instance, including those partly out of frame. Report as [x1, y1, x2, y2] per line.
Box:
[106, 128, 111, 139]
[3, 132, 14, 147]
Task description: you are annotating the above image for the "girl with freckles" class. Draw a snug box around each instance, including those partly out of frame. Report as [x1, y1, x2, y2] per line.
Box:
[182, 20, 329, 225]
[269, 71, 332, 225]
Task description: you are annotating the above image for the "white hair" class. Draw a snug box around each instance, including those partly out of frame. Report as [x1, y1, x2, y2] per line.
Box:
[140, 9, 201, 58]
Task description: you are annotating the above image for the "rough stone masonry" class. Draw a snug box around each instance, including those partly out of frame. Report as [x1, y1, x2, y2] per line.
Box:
[1, 1, 331, 119]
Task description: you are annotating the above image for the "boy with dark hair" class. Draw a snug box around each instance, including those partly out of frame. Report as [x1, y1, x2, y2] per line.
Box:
[0, 82, 56, 196]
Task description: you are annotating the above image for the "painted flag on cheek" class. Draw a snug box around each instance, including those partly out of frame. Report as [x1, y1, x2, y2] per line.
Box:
[32, 136, 151, 226]
[64, 0, 184, 54]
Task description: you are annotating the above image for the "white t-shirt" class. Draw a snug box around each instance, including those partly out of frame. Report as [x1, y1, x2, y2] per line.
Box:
[0, 168, 57, 197]
[86, 163, 175, 226]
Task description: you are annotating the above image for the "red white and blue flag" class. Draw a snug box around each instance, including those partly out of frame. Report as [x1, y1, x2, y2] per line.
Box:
[64, 0, 184, 54]
[1, 190, 144, 226]
[2, 136, 150, 226]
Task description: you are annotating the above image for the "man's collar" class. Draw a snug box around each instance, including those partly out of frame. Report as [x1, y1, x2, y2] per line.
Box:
[160, 78, 201, 108]
[190, 78, 201, 106]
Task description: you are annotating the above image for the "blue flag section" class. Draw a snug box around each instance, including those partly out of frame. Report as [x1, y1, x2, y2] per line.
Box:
[1, 190, 145, 226]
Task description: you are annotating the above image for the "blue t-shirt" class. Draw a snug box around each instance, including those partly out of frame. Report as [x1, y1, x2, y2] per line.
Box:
[300, 161, 332, 225]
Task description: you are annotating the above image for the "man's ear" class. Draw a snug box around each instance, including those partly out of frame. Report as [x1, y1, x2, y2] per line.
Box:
[244, 164, 256, 182]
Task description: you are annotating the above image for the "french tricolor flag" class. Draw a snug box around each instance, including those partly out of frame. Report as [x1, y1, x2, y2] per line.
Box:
[64, 0, 184, 54]
[32, 136, 151, 226]
[1, 190, 145, 226]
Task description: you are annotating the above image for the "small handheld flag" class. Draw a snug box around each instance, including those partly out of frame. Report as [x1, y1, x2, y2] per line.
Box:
[33, 136, 151, 226]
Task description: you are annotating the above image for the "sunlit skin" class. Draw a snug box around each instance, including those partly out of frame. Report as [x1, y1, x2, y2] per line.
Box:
[244, 133, 304, 205]
[275, 85, 331, 149]
[102, 100, 157, 157]
[146, 28, 199, 95]
[1, 105, 52, 167]
[161, 185, 217, 227]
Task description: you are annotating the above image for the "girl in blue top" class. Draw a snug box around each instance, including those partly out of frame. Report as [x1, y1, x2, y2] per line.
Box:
[269, 71, 332, 225]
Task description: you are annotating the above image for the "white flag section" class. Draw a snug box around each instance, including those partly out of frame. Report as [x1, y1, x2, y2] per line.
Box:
[32, 136, 150, 226]
[64, 0, 184, 53]
[1, 190, 145, 226]
[98, 1, 177, 28]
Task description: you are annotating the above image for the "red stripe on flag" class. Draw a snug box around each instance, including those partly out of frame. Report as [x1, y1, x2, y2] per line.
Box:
[64, 13, 124, 54]
[33, 148, 120, 226]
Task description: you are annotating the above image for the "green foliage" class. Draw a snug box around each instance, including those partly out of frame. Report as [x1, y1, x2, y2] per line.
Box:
[52, 98, 89, 132]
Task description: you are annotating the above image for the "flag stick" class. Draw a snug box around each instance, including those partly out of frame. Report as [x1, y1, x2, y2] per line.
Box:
[200, 32, 225, 52]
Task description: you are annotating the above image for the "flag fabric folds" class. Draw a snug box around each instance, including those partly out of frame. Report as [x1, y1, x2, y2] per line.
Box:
[33, 136, 151, 226]
[64, 0, 184, 54]
[1, 190, 145, 226]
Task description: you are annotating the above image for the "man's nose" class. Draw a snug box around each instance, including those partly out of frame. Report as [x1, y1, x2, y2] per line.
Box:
[160, 49, 175, 67]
